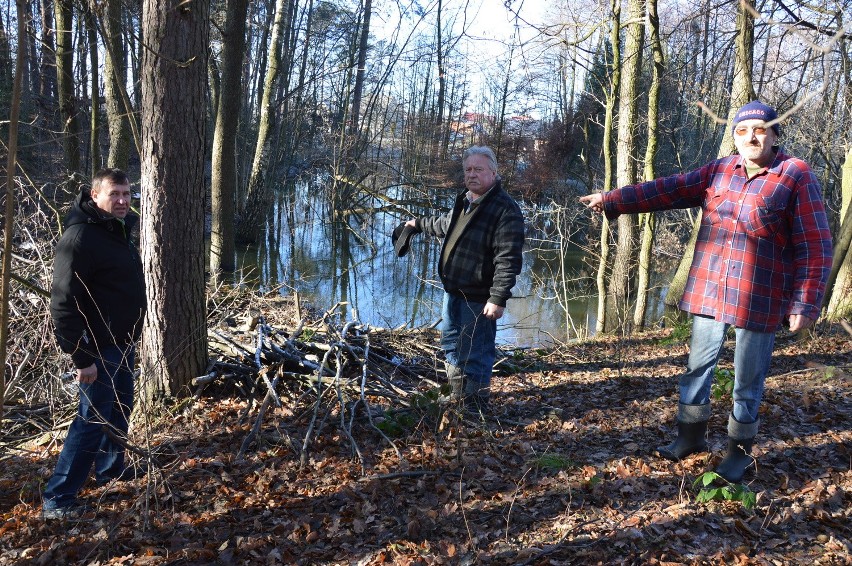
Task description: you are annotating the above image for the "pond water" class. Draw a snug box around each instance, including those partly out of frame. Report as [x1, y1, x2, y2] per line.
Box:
[233, 179, 670, 348]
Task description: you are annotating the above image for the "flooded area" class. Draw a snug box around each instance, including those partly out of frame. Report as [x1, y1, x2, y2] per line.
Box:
[231, 178, 670, 348]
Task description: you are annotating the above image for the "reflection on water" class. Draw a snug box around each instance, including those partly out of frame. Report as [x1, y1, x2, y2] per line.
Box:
[233, 179, 669, 348]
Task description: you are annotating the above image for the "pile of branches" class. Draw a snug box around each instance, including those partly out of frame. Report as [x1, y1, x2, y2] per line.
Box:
[200, 292, 448, 467]
[1, 180, 75, 457]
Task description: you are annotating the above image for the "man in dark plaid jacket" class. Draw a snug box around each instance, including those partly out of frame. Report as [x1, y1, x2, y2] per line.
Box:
[404, 146, 525, 414]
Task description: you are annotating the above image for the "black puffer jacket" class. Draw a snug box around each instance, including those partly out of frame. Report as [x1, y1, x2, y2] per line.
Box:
[50, 189, 146, 369]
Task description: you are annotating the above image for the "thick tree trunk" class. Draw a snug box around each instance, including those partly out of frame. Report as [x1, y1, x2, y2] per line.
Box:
[54, 0, 80, 173]
[605, 0, 644, 333]
[139, 0, 210, 400]
[210, 0, 249, 274]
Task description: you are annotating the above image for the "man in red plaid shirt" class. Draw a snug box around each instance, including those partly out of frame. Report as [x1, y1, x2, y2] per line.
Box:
[580, 101, 833, 483]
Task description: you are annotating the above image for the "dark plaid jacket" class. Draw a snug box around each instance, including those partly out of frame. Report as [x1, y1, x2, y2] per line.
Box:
[416, 180, 524, 306]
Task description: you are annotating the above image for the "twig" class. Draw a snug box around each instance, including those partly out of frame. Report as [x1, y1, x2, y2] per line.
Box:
[238, 373, 282, 459]
[358, 469, 457, 481]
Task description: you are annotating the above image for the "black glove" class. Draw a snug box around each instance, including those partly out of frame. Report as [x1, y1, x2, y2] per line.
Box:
[391, 222, 419, 257]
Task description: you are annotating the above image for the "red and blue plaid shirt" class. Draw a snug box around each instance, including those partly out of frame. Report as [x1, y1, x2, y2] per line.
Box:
[603, 152, 833, 332]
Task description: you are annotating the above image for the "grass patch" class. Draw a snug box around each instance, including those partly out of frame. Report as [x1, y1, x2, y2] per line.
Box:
[533, 452, 576, 472]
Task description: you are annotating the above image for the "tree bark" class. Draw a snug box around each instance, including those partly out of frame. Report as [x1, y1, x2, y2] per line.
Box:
[594, 1, 620, 334]
[349, 0, 371, 134]
[605, 0, 644, 333]
[634, 0, 664, 330]
[825, 148, 852, 320]
[86, 9, 100, 174]
[139, 0, 210, 400]
[38, 0, 56, 102]
[237, 0, 287, 244]
[100, 0, 133, 168]
[54, 0, 80, 173]
[210, 0, 249, 274]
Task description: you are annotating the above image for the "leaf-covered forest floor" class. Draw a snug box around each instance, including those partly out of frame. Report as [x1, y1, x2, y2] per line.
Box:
[1, 318, 850, 565]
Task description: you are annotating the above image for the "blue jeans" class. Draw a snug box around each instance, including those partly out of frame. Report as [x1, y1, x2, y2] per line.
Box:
[439, 293, 497, 387]
[43, 345, 135, 509]
[680, 315, 775, 424]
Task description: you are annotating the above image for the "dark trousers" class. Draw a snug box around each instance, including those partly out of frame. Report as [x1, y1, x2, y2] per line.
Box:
[43, 345, 135, 509]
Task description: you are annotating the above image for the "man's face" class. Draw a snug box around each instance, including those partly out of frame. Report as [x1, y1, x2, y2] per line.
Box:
[463, 154, 497, 197]
[91, 180, 132, 219]
[733, 119, 778, 168]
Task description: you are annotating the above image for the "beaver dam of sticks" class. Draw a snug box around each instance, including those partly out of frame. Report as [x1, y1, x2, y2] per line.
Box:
[201, 284, 502, 468]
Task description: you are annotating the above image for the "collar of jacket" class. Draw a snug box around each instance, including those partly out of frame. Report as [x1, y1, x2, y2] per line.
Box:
[456, 178, 502, 210]
[735, 148, 783, 175]
[66, 188, 139, 235]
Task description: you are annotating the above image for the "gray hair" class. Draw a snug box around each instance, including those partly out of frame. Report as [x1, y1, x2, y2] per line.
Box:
[463, 146, 498, 173]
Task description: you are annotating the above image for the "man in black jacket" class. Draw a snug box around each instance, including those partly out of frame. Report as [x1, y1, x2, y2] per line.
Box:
[403, 146, 524, 413]
[42, 168, 147, 520]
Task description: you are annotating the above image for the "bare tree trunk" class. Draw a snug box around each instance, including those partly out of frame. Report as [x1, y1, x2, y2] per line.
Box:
[24, 2, 37, 111]
[595, 1, 621, 334]
[825, 148, 852, 320]
[1, 0, 27, 424]
[130, 6, 142, 111]
[139, 0, 209, 400]
[210, 0, 249, 274]
[237, 0, 287, 244]
[99, 0, 132, 168]
[494, 45, 514, 163]
[279, 0, 314, 168]
[665, 0, 756, 312]
[86, 9, 100, 174]
[633, 0, 664, 329]
[54, 0, 80, 173]
[435, 0, 446, 137]
[38, 0, 56, 101]
[605, 0, 644, 333]
[0, 13, 11, 107]
[349, 0, 371, 134]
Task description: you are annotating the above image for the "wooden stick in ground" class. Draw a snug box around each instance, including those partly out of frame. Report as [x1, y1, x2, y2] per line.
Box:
[355, 328, 402, 460]
[255, 317, 282, 408]
[0, 0, 27, 424]
[238, 373, 282, 458]
[300, 345, 338, 469]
